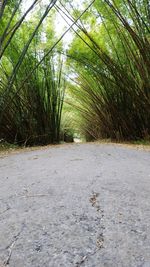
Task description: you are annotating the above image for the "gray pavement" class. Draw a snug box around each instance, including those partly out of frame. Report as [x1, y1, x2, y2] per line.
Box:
[0, 143, 150, 267]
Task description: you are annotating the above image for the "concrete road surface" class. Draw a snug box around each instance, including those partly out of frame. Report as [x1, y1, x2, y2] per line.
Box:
[0, 143, 150, 267]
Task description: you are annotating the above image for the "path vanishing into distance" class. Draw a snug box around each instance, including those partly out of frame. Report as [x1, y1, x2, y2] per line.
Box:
[0, 143, 150, 267]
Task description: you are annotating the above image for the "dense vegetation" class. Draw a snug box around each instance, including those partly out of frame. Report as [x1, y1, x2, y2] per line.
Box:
[0, 0, 150, 146]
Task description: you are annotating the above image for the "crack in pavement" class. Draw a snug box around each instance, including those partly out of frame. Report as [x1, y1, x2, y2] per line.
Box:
[75, 192, 105, 266]
[89, 191, 105, 248]
[3, 223, 25, 266]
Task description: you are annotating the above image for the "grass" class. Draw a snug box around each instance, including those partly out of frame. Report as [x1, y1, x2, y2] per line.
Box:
[132, 140, 150, 146]
[0, 140, 19, 153]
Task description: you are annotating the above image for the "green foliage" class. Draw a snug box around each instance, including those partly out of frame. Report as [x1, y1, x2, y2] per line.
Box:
[0, 1, 66, 146]
[66, 0, 150, 141]
[0, 49, 66, 145]
[0, 0, 150, 145]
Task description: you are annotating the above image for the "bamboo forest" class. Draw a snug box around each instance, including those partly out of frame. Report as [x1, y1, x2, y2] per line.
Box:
[0, 0, 150, 146]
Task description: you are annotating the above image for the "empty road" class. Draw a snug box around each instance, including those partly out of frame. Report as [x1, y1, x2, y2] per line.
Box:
[0, 143, 150, 267]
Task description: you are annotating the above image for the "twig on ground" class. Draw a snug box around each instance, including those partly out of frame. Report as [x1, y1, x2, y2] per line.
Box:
[23, 194, 50, 198]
